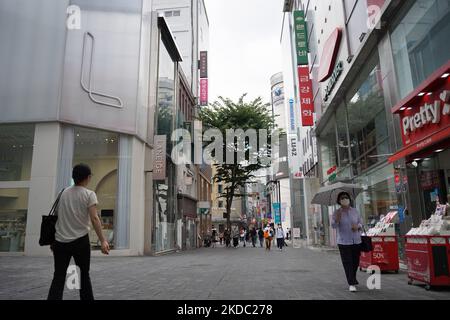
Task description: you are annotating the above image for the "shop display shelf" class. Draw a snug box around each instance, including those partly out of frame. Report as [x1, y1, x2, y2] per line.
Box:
[359, 235, 400, 273]
[405, 235, 450, 290]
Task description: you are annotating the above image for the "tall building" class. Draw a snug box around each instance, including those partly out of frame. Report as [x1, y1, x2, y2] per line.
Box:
[284, 0, 450, 255]
[0, 0, 203, 256]
[269, 72, 292, 230]
[152, 0, 210, 98]
[153, 0, 212, 246]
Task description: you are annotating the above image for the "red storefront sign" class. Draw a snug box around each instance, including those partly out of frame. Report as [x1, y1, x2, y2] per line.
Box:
[298, 65, 314, 126]
[326, 165, 337, 175]
[200, 78, 208, 106]
[389, 61, 450, 163]
[318, 28, 342, 82]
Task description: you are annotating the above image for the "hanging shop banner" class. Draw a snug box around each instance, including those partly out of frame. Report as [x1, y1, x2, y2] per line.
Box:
[153, 135, 167, 180]
[273, 203, 281, 224]
[200, 78, 208, 106]
[200, 51, 208, 79]
[293, 10, 308, 66]
[298, 66, 314, 126]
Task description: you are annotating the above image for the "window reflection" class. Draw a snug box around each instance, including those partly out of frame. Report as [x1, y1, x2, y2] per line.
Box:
[391, 0, 450, 99]
[0, 124, 35, 181]
[0, 189, 28, 252]
[319, 119, 338, 181]
[73, 127, 119, 249]
[345, 53, 388, 175]
[153, 39, 177, 253]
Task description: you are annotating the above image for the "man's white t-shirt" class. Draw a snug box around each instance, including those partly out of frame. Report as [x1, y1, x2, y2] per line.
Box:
[55, 185, 98, 243]
[276, 227, 284, 239]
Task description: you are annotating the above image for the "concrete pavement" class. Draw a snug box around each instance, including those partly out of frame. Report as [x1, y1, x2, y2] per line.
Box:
[0, 244, 449, 300]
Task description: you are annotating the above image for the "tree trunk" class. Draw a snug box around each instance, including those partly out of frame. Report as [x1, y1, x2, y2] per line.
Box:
[226, 192, 234, 231]
[226, 199, 231, 231]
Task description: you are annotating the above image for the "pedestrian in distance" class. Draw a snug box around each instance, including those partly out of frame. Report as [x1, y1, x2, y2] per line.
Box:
[211, 226, 218, 248]
[240, 228, 246, 247]
[275, 223, 285, 251]
[331, 191, 363, 293]
[48, 164, 110, 300]
[258, 228, 264, 247]
[264, 224, 273, 251]
[231, 225, 239, 248]
[250, 227, 257, 247]
[219, 231, 224, 246]
[224, 228, 231, 247]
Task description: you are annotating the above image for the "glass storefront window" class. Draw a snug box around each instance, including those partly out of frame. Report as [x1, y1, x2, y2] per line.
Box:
[157, 41, 176, 151]
[416, 149, 450, 219]
[391, 0, 450, 99]
[153, 158, 177, 252]
[319, 118, 338, 183]
[0, 189, 28, 252]
[73, 127, 119, 249]
[0, 124, 34, 181]
[345, 53, 389, 176]
[335, 102, 351, 167]
[354, 164, 398, 225]
[153, 38, 178, 253]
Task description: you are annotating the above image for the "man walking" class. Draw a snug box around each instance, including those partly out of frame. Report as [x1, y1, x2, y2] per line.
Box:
[250, 227, 257, 247]
[276, 223, 285, 251]
[48, 164, 110, 300]
[258, 228, 264, 247]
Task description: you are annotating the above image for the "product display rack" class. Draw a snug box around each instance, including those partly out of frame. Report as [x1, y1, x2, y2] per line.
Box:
[359, 235, 400, 273]
[405, 235, 450, 290]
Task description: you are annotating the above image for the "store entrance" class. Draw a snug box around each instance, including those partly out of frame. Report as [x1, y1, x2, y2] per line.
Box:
[417, 149, 450, 219]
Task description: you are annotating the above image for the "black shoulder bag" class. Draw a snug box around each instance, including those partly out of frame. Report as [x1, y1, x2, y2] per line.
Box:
[39, 189, 65, 246]
[360, 224, 373, 252]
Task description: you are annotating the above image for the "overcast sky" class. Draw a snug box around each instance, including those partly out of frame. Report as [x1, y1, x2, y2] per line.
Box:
[204, 0, 284, 105]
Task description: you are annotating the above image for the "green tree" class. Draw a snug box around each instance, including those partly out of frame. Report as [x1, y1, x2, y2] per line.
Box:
[199, 94, 277, 230]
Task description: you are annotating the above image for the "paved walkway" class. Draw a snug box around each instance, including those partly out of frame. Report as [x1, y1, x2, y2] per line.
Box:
[0, 244, 449, 300]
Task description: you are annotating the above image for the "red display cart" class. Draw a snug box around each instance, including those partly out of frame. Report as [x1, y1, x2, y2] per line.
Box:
[405, 235, 450, 290]
[359, 235, 399, 273]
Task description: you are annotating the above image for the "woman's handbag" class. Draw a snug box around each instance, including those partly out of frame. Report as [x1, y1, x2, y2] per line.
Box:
[360, 225, 373, 252]
[39, 189, 65, 246]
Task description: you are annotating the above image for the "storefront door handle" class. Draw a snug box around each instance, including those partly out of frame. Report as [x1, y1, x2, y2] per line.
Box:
[80, 32, 123, 109]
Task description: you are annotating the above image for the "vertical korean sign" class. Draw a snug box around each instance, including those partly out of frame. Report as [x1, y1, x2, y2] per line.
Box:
[298, 66, 314, 126]
[200, 51, 208, 78]
[200, 79, 208, 106]
[199, 51, 208, 106]
[294, 10, 308, 66]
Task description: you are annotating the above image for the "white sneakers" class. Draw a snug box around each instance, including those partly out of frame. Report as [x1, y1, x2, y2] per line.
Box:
[349, 285, 357, 292]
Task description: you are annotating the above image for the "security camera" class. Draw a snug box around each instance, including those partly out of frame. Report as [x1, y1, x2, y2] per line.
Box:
[411, 161, 418, 168]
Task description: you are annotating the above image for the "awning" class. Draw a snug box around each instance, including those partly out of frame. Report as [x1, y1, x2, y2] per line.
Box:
[388, 125, 450, 163]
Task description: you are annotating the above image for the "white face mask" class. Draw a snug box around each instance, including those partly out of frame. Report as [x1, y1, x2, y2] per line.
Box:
[340, 198, 350, 207]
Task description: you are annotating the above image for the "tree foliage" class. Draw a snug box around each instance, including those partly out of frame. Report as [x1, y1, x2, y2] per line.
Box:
[198, 94, 277, 229]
